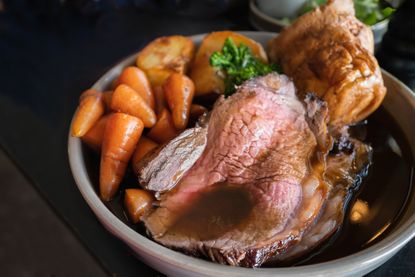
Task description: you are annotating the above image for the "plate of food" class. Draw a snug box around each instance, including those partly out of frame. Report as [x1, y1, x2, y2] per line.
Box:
[68, 0, 415, 276]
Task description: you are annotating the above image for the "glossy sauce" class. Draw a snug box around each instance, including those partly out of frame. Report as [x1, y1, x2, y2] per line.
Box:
[168, 185, 253, 241]
[85, 107, 413, 266]
[286, 108, 414, 266]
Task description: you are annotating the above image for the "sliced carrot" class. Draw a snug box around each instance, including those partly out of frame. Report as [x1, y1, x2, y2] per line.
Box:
[111, 84, 157, 128]
[102, 91, 113, 110]
[189, 104, 208, 127]
[163, 73, 195, 130]
[153, 85, 167, 116]
[124, 188, 154, 223]
[147, 108, 179, 144]
[100, 113, 144, 201]
[118, 66, 155, 109]
[81, 115, 109, 152]
[72, 89, 105, 137]
[132, 137, 159, 174]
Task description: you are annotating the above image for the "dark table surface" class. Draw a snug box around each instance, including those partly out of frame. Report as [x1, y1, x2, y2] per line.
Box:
[0, 2, 414, 277]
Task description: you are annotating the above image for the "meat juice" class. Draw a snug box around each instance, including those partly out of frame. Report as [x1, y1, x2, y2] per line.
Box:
[167, 185, 253, 241]
[84, 107, 413, 266]
[275, 108, 414, 266]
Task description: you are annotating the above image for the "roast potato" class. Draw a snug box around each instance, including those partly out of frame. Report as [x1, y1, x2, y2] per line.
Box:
[136, 36, 195, 86]
[190, 31, 268, 97]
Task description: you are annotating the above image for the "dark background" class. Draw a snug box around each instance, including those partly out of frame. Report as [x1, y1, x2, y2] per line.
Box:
[0, 0, 413, 276]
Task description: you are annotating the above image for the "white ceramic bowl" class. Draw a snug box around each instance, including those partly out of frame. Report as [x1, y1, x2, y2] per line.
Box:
[68, 31, 415, 277]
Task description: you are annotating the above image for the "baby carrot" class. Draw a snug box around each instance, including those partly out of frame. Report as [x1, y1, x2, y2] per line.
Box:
[102, 91, 113, 111]
[81, 115, 109, 152]
[111, 84, 157, 128]
[124, 188, 154, 223]
[153, 85, 167, 116]
[118, 66, 155, 109]
[100, 113, 144, 201]
[163, 73, 195, 130]
[72, 89, 105, 137]
[147, 108, 179, 144]
[132, 137, 159, 175]
[79, 89, 100, 101]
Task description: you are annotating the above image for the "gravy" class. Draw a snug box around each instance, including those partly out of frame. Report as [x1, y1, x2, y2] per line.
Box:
[276, 108, 414, 266]
[168, 185, 253, 241]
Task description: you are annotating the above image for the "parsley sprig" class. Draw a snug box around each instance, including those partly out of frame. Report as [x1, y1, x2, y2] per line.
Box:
[210, 38, 281, 97]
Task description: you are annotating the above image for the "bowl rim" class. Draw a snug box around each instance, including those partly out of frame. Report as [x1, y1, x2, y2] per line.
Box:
[68, 31, 415, 276]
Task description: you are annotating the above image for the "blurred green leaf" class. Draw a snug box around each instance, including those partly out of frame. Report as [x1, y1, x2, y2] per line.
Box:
[299, 0, 395, 26]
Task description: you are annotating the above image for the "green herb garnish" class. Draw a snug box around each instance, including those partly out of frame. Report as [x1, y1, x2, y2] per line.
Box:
[299, 0, 395, 26]
[210, 38, 281, 97]
[354, 0, 395, 26]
